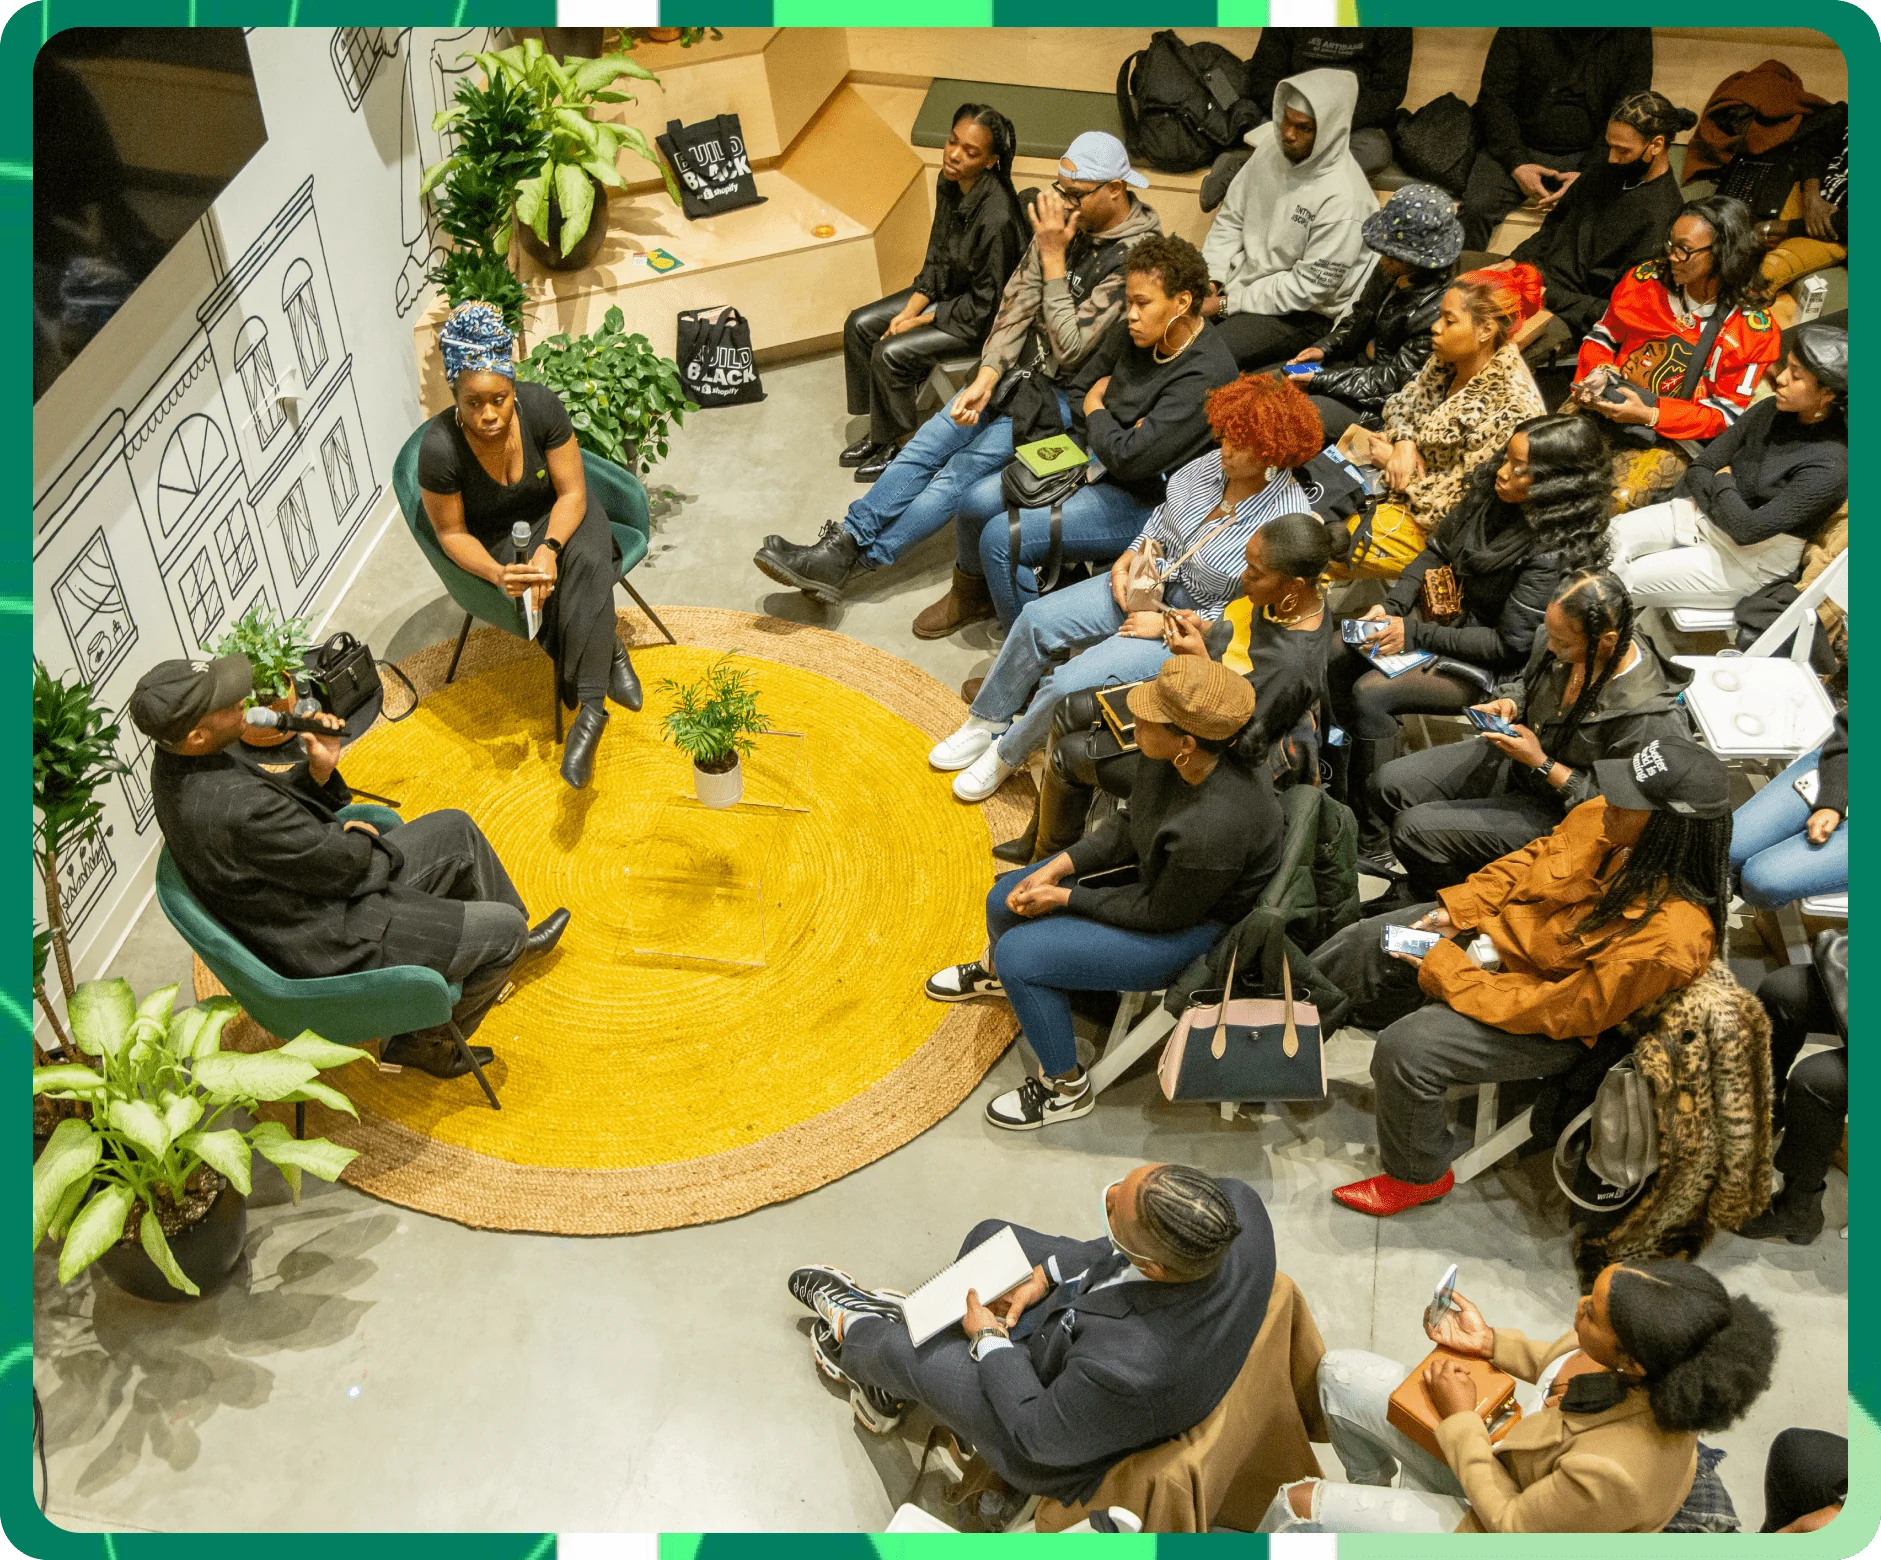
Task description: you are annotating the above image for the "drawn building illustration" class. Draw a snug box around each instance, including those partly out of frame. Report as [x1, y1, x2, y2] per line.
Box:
[33, 175, 379, 942]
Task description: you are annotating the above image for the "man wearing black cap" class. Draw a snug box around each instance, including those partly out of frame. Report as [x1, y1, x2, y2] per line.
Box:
[1313, 735, 1733, 1217]
[130, 654, 567, 1080]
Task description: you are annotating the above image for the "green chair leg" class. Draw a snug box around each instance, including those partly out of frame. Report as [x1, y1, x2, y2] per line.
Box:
[450, 1020, 501, 1110]
[446, 612, 474, 684]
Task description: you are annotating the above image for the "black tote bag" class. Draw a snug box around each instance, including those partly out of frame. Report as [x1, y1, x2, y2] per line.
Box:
[656, 114, 765, 221]
[676, 306, 766, 408]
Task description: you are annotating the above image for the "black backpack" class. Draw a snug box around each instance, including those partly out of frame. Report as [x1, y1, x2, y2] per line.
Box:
[1117, 30, 1259, 174]
[1393, 92, 1478, 197]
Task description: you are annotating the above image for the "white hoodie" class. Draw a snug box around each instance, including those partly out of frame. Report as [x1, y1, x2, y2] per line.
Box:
[1202, 68, 1377, 321]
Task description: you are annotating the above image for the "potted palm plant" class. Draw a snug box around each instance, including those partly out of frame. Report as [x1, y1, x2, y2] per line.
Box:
[212, 603, 309, 749]
[33, 979, 367, 1301]
[517, 305, 697, 475]
[658, 655, 767, 808]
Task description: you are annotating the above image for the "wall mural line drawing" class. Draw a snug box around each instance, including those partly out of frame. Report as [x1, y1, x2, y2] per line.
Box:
[34, 174, 381, 946]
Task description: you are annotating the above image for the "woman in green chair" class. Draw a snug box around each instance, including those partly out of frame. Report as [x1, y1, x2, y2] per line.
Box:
[419, 301, 640, 789]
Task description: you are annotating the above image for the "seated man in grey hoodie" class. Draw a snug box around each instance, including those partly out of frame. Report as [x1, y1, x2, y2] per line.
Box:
[1200, 68, 1376, 373]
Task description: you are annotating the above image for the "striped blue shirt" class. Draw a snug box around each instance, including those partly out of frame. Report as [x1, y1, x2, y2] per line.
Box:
[1128, 450, 1311, 621]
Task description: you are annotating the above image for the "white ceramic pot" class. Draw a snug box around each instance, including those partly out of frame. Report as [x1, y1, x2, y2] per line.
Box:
[693, 757, 743, 809]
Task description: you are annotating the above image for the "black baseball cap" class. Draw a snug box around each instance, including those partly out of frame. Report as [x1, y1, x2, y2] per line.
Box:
[127, 655, 254, 746]
[1594, 735, 1732, 819]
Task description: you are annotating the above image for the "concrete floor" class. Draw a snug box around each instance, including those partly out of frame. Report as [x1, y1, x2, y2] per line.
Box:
[35, 353, 1847, 1533]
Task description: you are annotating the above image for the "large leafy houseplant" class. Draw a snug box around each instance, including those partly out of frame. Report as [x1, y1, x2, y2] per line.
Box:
[658, 655, 766, 775]
[212, 602, 309, 706]
[517, 305, 697, 475]
[33, 981, 366, 1296]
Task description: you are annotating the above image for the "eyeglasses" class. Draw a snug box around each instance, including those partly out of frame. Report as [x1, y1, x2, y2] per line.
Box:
[1665, 240, 1713, 262]
[1052, 181, 1100, 204]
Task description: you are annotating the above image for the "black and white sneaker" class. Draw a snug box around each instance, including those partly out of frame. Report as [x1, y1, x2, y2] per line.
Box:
[787, 1264, 905, 1341]
[925, 961, 1004, 1002]
[985, 1072, 1094, 1132]
[808, 1318, 907, 1434]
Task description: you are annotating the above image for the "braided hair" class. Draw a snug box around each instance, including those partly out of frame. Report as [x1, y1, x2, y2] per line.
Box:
[1136, 1164, 1242, 1280]
[1610, 90, 1699, 149]
[948, 103, 1022, 222]
[1607, 1261, 1777, 1433]
[1576, 807, 1732, 944]
[1527, 570, 1634, 757]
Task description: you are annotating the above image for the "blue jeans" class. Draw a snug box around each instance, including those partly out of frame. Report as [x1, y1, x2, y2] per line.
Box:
[1730, 748, 1849, 909]
[969, 571, 1188, 765]
[986, 866, 1222, 1076]
[842, 394, 1071, 570]
[954, 476, 1154, 628]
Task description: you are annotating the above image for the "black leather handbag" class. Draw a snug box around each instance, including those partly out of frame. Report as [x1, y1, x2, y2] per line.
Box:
[302, 632, 417, 723]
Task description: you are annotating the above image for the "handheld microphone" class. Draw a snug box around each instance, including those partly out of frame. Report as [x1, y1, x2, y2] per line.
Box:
[244, 706, 342, 736]
[512, 521, 541, 639]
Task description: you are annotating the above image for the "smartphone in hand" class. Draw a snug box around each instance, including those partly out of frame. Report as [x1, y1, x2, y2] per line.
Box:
[1465, 708, 1516, 737]
[1424, 1263, 1460, 1331]
[1341, 618, 1388, 646]
[1382, 924, 1441, 958]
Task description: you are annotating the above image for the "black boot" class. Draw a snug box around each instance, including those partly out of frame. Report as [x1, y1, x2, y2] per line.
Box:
[994, 734, 1092, 863]
[523, 907, 571, 958]
[382, 1034, 496, 1078]
[991, 815, 1038, 865]
[609, 643, 643, 712]
[838, 436, 878, 468]
[1737, 1183, 1826, 1244]
[754, 521, 865, 605]
[855, 446, 896, 482]
[560, 706, 608, 789]
[1351, 735, 1399, 862]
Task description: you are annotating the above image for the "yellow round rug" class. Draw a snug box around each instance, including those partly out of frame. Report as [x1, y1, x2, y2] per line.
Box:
[199, 608, 1030, 1234]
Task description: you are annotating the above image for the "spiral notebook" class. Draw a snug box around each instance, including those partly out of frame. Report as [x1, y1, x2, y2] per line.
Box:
[900, 1225, 1034, 1346]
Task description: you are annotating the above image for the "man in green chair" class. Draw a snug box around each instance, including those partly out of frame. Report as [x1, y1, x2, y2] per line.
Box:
[130, 654, 568, 1079]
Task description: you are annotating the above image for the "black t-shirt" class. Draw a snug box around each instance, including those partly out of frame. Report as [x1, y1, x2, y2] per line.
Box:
[1242, 607, 1334, 746]
[417, 381, 575, 550]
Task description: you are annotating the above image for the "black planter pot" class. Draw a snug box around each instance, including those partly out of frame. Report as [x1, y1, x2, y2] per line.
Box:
[516, 175, 609, 273]
[95, 1181, 246, 1303]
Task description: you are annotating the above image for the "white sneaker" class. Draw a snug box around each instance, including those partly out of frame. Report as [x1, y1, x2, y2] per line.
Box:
[953, 744, 1015, 802]
[925, 960, 1004, 1001]
[985, 1073, 1094, 1131]
[929, 716, 1008, 771]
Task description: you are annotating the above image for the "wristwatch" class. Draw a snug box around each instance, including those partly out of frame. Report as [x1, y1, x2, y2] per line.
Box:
[970, 1324, 1010, 1350]
[543, 536, 565, 556]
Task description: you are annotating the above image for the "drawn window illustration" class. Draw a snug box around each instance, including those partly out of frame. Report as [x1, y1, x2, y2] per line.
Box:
[179, 547, 224, 646]
[277, 479, 317, 585]
[282, 259, 328, 383]
[156, 413, 230, 533]
[116, 727, 156, 832]
[52, 529, 137, 685]
[213, 509, 257, 594]
[236, 317, 284, 445]
[321, 423, 358, 517]
[331, 28, 400, 110]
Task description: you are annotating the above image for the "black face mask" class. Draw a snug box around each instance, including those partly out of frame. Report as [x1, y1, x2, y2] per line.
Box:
[1613, 149, 1655, 191]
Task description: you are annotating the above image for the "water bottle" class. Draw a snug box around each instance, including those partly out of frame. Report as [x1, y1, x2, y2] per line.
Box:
[511, 521, 540, 639]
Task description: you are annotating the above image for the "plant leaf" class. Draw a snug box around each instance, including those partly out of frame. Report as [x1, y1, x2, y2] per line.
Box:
[33, 1064, 106, 1098]
[136, 984, 179, 1031]
[554, 163, 595, 256]
[160, 1091, 204, 1141]
[192, 1051, 319, 1103]
[283, 1080, 359, 1121]
[108, 1098, 172, 1162]
[581, 155, 624, 189]
[277, 1034, 373, 1071]
[176, 1129, 252, 1197]
[252, 1124, 357, 1184]
[33, 1118, 100, 1247]
[59, 1184, 134, 1284]
[190, 996, 240, 1059]
[138, 1212, 201, 1297]
[515, 168, 553, 243]
[46, 1177, 89, 1242]
[67, 979, 134, 1059]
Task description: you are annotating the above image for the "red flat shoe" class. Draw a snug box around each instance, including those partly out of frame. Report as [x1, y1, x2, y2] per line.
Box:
[1334, 1169, 1455, 1216]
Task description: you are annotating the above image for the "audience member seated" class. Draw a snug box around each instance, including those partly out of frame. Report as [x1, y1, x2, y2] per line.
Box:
[131, 655, 569, 1079]
[920, 236, 1237, 638]
[1500, 91, 1696, 350]
[1459, 28, 1654, 254]
[1287, 183, 1461, 444]
[996, 512, 1337, 864]
[1380, 571, 1693, 900]
[1758, 112, 1848, 308]
[1201, 70, 1375, 371]
[839, 104, 1025, 482]
[754, 132, 1160, 606]
[1739, 933, 1847, 1247]
[420, 302, 639, 790]
[787, 1162, 1274, 1518]
[1317, 735, 1730, 1216]
[1331, 267, 1548, 580]
[1732, 705, 1847, 911]
[1611, 320, 1846, 609]
[929, 375, 1322, 803]
[1568, 196, 1780, 511]
[1265, 1262, 1775, 1532]
[930, 659, 1282, 1130]
[1330, 414, 1611, 856]
[1760, 1428, 1846, 1532]
[1198, 25, 1411, 205]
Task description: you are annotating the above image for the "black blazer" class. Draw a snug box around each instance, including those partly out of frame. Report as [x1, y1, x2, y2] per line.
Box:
[151, 747, 465, 981]
[974, 1177, 1276, 1503]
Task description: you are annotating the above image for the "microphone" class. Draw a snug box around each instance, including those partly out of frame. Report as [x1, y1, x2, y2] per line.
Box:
[512, 521, 541, 639]
[244, 706, 342, 736]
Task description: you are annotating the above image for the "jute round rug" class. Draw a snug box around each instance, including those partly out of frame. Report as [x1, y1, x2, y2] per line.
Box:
[195, 608, 1030, 1234]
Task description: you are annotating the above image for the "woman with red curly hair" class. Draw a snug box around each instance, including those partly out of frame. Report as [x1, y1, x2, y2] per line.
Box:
[930, 373, 1326, 803]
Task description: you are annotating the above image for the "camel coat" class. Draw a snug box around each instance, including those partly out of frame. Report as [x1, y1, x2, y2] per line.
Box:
[1436, 1329, 1698, 1533]
[1034, 1271, 1327, 1533]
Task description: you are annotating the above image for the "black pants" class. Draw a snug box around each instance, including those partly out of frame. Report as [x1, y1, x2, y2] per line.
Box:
[522, 503, 620, 713]
[843, 288, 970, 446]
[1758, 962, 1846, 1192]
[387, 809, 529, 1042]
[1376, 739, 1564, 899]
[1308, 392, 1369, 444]
[1762, 1428, 1847, 1532]
[1214, 308, 1333, 373]
[1315, 904, 1582, 1182]
[1328, 647, 1480, 827]
[1459, 153, 1527, 254]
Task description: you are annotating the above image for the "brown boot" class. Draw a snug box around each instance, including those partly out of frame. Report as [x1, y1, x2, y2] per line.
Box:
[913, 568, 994, 640]
[960, 677, 984, 703]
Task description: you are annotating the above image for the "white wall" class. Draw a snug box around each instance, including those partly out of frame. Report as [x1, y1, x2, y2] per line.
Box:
[31, 27, 496, 1019]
